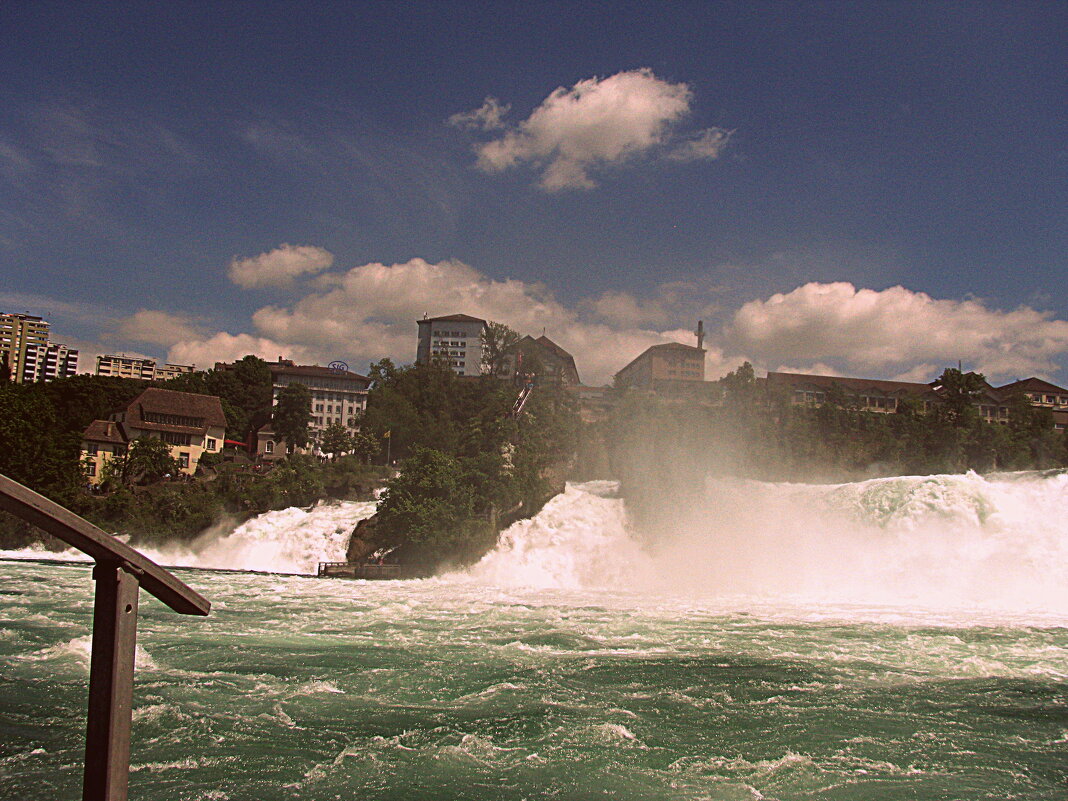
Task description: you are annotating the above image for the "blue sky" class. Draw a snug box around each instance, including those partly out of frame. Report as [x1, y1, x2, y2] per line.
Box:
[1, 1, 1065, 384]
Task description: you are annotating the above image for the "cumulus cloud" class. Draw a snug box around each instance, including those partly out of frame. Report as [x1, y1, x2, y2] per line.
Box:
[96, 264, 1068, 388]
[249, 257, 679, 383]
[228, 243, 334, 289]
[111, 309, 203, 347]
[166, 333, 312, 369]
[584, 281, 722, 328]
[460, 68, 726, 191]
[725, 282, 1068, 381]
[448, 97, 510, 130]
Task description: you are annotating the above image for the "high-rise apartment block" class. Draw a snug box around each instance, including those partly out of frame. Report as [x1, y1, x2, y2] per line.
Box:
[0, 312, 79, 383]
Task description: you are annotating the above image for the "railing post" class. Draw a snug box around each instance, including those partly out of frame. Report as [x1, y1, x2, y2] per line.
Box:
[83, 562, 141, 801]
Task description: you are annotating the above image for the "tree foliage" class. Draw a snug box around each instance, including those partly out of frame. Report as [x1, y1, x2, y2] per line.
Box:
[319, 421, 352, 460]
[273, 383, 312, 450]
[124, 437, 180, 484]
[481, 321, 521, 375]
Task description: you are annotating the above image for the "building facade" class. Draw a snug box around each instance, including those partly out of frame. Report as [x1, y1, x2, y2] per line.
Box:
[614, 342, 706, 391]
[81, 420, 128, 484]
[766, 370, 1068, 429]
[96, 354, 194, 381]
[0, 312, 78, 383]
[81, 388, 226, 482]
[416, 314, 486, 376]
[766, 371, 943, 414]
[256, 360, 372, 460]
[500, 335, 581, 386]
[21, 341, 79, 383]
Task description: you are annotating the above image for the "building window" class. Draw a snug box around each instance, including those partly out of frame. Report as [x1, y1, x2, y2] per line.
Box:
[87, 443, 99, 456]
[160, 431, 193, 446]
[206, 438, 217, 451]
[178, 452, 190, 469]
[87, 462, 96, 477]
[265, 440, 274, 454]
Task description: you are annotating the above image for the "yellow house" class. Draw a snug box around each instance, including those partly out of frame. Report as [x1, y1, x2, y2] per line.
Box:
[81, 420, 128, 485]
[81, 388, 227, 482]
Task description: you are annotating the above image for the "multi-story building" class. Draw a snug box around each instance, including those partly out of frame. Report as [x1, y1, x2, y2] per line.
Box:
[766, 370, 1068, 429]
[995, 377, 1068, 429]
[766, 371, 944, 414]
[615, 342, 706, 391]
[1, 313, 53, 382]
[81, 388, 226, 482]
[416, 313, 486, 376]
[256, 360, 372, 460]
[21, 341, 79, 383]
[96, 354, 194, 381]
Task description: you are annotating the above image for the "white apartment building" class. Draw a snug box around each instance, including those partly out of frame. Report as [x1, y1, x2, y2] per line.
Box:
[22, 342, 79, 383]
[257, 360, 371, 460]
[416, 313, 486, 376]
[96, 354, 194, 381]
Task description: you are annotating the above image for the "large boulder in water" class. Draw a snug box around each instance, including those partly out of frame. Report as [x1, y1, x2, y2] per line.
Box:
[345, 514, 381, 563]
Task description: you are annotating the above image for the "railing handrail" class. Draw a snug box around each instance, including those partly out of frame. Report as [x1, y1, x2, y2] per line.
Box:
[0, 474, 209, 616]
[0, 473, 210, 800]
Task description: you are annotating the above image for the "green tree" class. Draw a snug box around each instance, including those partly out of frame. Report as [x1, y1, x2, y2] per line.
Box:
[376, 447, 477, 555]
[720, 361, 757, 409]
[273, 383, 312, 451]
[350, 430, 380, 463]
[932, 368, 986, 427]
[481, 321, 521, 375]
[124, 437, 179, 484]
[319, 421, 352, 461]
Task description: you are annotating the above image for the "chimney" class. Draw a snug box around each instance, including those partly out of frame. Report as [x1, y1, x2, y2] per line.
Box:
[695, 320, 705, 350]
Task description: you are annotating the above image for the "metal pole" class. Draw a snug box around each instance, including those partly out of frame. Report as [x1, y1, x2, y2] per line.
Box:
[83, 562, 141, 801]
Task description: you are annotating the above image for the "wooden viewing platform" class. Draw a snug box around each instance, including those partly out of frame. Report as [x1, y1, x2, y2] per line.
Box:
[317, 561, 432, 580]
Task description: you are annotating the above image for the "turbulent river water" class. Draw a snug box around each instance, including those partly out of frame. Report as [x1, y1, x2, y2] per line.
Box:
[1, 474, 1066, 799]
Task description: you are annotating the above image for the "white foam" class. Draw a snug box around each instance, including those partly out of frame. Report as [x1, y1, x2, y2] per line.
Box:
[458, 474, 1068, 618]
[138, 500, 377, 574]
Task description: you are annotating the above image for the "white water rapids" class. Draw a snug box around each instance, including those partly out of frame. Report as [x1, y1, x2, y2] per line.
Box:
[4, 471, 1068, 617]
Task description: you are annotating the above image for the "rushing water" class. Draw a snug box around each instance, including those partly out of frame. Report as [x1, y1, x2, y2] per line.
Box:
[1, 475, 1067, 799]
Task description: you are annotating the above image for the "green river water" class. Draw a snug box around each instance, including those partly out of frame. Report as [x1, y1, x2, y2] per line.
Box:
[1, 477, 1067, 800]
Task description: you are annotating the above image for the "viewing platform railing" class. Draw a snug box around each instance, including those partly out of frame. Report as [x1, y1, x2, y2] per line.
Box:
[0, 474, 210, 801]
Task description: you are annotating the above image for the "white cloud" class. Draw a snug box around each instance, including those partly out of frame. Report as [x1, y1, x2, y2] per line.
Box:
[111, 309, 203, 347]
[584, 281, 721, 328]
[465, 68, 720, 191]
[228, 244, 334, 289]
[725, 282, 1068, 381]
[166, 333, 312, 369]
[667, 127, 732, 162]
[226, 257, 703, 384]
[448, 97, 510, 131]
[92, 264, 1068, 388]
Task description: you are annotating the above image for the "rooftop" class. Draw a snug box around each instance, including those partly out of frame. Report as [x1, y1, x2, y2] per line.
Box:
[419, 313, 486, 324]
